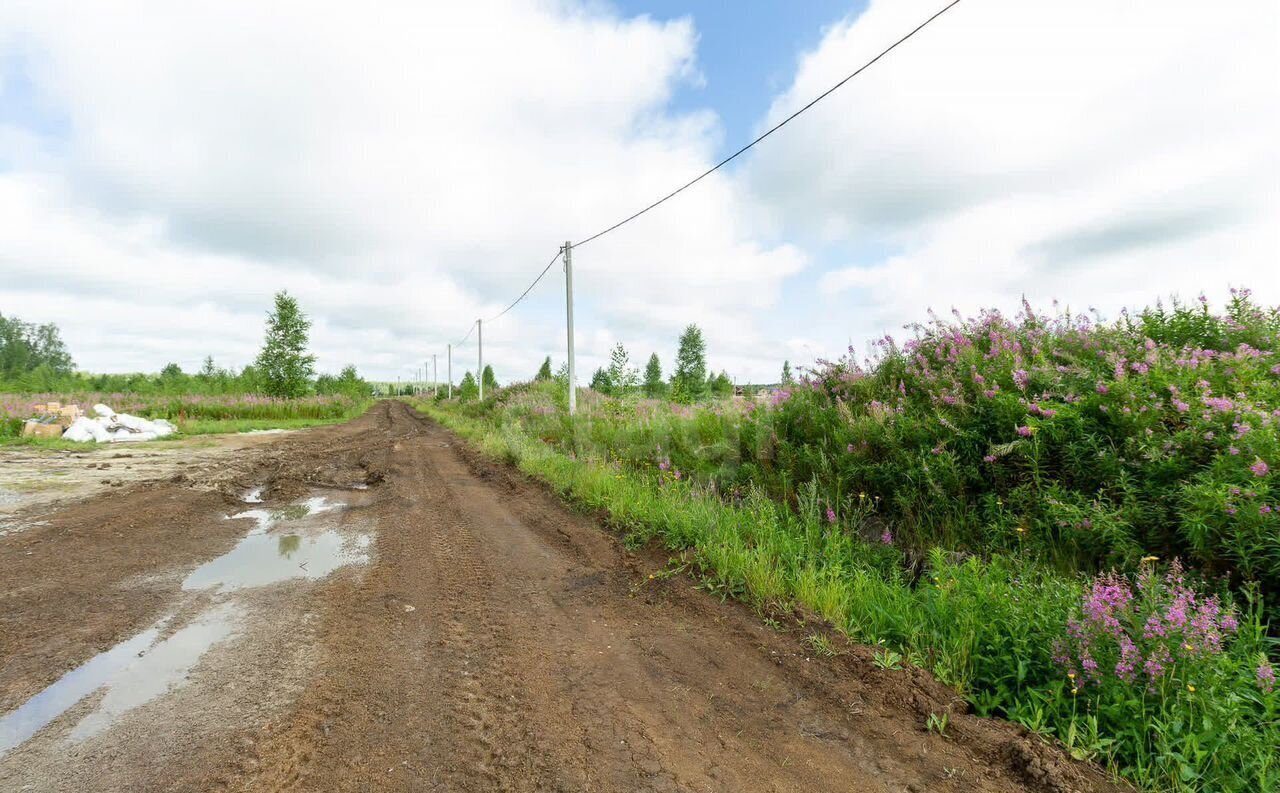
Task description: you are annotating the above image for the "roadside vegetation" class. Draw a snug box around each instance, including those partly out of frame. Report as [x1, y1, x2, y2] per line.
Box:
[417, 290, 1279, 792]
[1, 292, 372, 442]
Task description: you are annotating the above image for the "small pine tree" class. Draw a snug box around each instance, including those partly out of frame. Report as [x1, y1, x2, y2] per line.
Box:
[200, 355, 217, 378]
[535, 356, 553, 381]
[458, 371, 479, 400]
[781, 360, 794, 385]
[643, 353, 664, 398]
[589, 366, 612, 393]
[254, 291, 316, 398]
[482, 364, 498, 395]
[710, 370, 733, 398]
[671, 324, 707, 403]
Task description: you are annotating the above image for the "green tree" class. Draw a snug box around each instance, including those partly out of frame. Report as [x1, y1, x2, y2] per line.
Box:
[670, 324, 707, 403]
[781, 360, 794, 385]
[535, 356, 553, 381]
[200, 355, 218, 379]
[710, 369, 733, 398]
[0, 312, 75, 380]
[589, 366, 612, 393]
[643, 353, 664, 398]
[458, 371, 479, 400]
[482, 364, 497, 395]
[253, 291, 316, 398]
[607, 343, 638, 394]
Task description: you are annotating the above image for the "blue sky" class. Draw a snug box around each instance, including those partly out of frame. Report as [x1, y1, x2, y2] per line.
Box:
[611, 1, 866, 154]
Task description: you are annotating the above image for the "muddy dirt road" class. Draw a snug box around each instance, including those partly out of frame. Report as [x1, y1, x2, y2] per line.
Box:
[0, 401, 1121, 792]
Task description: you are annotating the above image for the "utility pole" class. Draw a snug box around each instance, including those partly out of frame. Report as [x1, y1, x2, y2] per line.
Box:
[564, 241, 576, 416]
[477, 319, 484, 401]
[433, 354, 438, 397]
[447, 344, 452, 399]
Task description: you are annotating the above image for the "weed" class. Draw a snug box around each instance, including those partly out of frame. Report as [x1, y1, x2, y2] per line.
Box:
[873, 649, 903, 671]
[926, 711, 950, 735]
[807, 633, 837, 657]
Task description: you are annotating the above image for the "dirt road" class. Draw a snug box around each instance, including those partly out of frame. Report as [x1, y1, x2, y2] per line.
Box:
[0, 401, 1121, 792]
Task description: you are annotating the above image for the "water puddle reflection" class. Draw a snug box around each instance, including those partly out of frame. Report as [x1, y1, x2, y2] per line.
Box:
[182, 496, 370, 591]
[0, 493, 371, 756]
[0, 603, 240, 755]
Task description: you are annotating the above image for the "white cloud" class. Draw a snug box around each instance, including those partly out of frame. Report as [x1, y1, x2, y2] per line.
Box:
[0, 0, 798, 381]
[749, 0, 1279, 351]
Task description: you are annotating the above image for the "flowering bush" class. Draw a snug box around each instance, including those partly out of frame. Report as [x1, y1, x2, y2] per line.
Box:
[1044, 561, 1277, 789]
[753, 289, 1279, 618]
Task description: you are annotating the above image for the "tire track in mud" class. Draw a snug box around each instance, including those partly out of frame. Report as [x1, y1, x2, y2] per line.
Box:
[235, 401, 1123, 793]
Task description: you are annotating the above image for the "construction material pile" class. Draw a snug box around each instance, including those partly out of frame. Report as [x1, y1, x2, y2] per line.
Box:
[23, 402, 177, 443]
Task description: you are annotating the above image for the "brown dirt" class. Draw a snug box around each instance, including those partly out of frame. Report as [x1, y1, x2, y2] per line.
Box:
[0, 401, 1127, 792]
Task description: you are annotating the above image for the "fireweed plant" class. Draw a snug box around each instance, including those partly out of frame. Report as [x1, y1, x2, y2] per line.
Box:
[421, 290, 1279, 791]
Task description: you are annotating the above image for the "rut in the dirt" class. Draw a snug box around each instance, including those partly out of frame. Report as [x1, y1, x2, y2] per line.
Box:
[0, 401, 1124, 793]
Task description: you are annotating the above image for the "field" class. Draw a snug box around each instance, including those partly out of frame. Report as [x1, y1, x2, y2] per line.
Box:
[418, 291, 1280, 792]
[0, 393, 371, 444]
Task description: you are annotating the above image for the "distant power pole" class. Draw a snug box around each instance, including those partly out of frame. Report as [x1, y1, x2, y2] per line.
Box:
[477, 319, 484, 401]
[447, 344, 452, 399]
[564, 241, 576, 416]
[433, 354, 438, 397]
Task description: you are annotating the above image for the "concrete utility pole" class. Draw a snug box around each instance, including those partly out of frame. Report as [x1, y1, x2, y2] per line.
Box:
[564, 241, 576, 416]
[447, 345, 452, 399]
[477, 319, 484, 401]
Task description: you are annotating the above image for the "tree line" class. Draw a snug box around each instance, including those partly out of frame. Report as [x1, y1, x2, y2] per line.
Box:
[530, 324, 736, 404]
[0, 292, 370, 399]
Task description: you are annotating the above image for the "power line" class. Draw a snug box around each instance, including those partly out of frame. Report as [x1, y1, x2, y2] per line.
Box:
[571, 0, 964, 249]
[453, 319, 477, 347]
[487, 248, 564, 322]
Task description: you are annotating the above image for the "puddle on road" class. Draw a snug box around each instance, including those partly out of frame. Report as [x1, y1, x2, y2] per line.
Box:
[0, 489, 20, 506]
[0, 603, 240, 755]
[1, 493, 371, 756]
[242, 487, 264, 503]
[182, 496, 370, 591]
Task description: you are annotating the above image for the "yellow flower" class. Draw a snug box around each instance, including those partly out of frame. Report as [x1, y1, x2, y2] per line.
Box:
[1071, 687, 1078, 696]
[1187, 684, 1196, 693]
[1141, 555, 1159, 563]
[1068, 671, 1076, 679]
[1015, 526, 1026, 534]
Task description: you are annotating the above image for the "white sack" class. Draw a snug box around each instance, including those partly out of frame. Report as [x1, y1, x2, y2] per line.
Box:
[93, 403, 116, 419]
[63, 416, 111, 443]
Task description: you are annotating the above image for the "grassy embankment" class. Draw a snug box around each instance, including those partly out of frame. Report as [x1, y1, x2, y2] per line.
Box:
[415, 291, 1279, 792]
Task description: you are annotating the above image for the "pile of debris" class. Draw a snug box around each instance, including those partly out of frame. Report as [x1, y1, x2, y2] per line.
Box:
[23, 402, 178, 443]
[20, 401, 82, 439]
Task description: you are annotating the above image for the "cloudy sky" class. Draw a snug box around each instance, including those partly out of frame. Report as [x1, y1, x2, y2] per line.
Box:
[1, 0, 1276, 384]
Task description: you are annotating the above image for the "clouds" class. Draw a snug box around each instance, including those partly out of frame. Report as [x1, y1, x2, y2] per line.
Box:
[0, 0, 798, 379]
[1, 0, 1276, 384]
[749, 0, 1278, 350]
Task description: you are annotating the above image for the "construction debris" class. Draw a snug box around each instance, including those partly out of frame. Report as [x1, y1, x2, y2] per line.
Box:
[23, 402, 177, 443]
